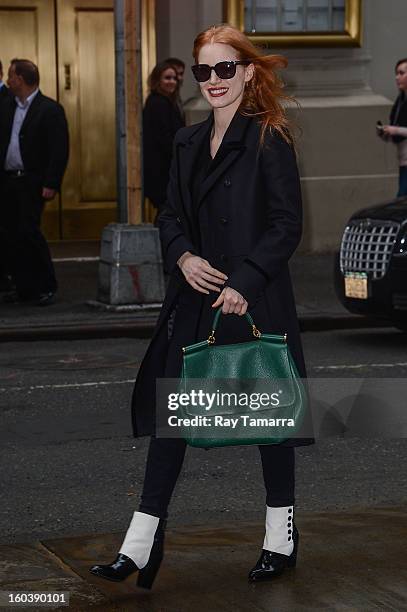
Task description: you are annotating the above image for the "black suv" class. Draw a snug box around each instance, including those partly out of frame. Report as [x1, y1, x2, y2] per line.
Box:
[334, 196, 407, 331]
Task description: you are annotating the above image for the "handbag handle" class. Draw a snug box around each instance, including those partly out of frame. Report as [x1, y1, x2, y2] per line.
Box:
[207, 307, 261, 345]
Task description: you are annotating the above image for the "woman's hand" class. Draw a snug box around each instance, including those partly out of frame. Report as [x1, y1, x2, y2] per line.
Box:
[212, 286, 248, 315]
[42, 187, 57, 200]
[177, 252, 227, 293]
[382, 125, 399, 136]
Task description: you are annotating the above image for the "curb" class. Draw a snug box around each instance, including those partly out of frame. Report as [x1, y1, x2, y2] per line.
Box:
[0, 314, 392, 342]
[0, 318, 158, 342]
[298, 315, 392, 332]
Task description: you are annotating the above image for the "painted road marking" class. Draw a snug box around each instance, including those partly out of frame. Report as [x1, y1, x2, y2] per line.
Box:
[1, 362, 406, 392]
[53, 257, 99, 262]
[0, 379, 136, 393]
[312, 362, 407, 370]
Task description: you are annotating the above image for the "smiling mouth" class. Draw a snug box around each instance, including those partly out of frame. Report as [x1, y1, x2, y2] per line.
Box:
[208, 88, 229, 97]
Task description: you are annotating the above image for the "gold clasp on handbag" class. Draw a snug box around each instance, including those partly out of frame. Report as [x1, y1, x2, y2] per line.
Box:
[252, 325, 261, 338]
[207, 330, 215, 345]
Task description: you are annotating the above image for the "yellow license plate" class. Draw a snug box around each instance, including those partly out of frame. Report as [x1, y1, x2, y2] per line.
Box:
[344, 273, 368, 299]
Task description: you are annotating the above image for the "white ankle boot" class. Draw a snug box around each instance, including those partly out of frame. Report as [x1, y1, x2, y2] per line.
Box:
[118, 511, 160, 569]
[263, 505, 294, 556]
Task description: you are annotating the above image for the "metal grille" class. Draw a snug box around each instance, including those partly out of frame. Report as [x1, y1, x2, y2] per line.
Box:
[340, 219, 400, 280]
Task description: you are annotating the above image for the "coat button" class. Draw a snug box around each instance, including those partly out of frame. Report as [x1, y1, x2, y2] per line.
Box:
[220, 217, 228, 225]
[224, 178, 231, 188]
[176, 216, 181, 222]
[220, 254, 228, 262]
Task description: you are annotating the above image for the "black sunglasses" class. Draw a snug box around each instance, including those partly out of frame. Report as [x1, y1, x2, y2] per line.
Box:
[191, 60, 250, 83]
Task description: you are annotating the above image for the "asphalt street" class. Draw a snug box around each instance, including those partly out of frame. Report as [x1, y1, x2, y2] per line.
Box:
[0, 327, 406, 545]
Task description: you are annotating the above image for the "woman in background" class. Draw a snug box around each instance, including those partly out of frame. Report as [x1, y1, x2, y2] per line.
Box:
[143, 61, 185, 219]
[380, 58, 407, 197]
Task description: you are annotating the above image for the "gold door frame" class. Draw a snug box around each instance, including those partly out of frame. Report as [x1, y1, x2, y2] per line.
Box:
[0, 0, 57, 96]
[57, 0, 117, 239]
[141, 0, 156, 103]
[0, 0, 60, 239]
[141, 0, 157, 223]
[224, 0, 363, 48]
[0, 0, 172, 230]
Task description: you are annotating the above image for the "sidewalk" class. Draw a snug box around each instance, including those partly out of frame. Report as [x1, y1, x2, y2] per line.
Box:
[0, 506, 405, 611]
[0, 245, 389, 341]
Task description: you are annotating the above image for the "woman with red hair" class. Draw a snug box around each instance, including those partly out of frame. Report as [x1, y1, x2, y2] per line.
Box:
[90, 24, 313, 588]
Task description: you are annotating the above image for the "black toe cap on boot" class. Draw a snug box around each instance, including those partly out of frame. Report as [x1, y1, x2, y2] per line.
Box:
[249, 550, 291, 582]
[248, 526, 299, 582]
[89, 553, 138, 582]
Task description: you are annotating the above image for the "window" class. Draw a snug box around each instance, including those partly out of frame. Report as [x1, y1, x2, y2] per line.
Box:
[224, 0, 362, 47]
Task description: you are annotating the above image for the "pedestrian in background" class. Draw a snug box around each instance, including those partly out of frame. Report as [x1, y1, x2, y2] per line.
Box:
[90, 24, 312, 589]
[378, 58, 407, 197]
[0, 59, 69, 306]
[165, 56, 186, 122]
[143, 61, 185, 221]
[165, 56, 185, 88]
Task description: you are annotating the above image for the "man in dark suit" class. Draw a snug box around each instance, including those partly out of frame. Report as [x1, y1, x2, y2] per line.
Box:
[0, 58, 69, 305]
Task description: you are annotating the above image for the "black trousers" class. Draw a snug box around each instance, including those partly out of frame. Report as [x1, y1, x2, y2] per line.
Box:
[139, 437, 295, 519]
[0, 173, 57, 297]
[0, 225, 10, 282]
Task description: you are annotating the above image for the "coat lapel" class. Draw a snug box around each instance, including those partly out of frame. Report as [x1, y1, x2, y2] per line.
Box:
[197, 147, 243, 209]
[197, 110, 250, 210]
[176, 113, 212, 222]
[176, 109, 252, 222]
[20, 91, 43, 132]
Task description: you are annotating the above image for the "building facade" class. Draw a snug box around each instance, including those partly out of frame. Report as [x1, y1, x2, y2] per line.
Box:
[0, 0, 405, 251]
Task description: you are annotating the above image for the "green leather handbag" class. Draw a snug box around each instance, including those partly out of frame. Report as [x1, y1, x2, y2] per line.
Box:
[178, 307, 307, 448]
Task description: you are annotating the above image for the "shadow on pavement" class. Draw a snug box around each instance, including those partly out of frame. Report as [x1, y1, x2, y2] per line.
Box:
[0, 507, 406, 610]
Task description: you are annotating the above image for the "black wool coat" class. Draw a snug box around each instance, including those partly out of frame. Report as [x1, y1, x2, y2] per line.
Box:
[390, 92, 407, 144]
[143, 92, 185, 209]
[0, 84, 10, 100]
[132, 110, 314, 447]
[0, 91, 69, 190]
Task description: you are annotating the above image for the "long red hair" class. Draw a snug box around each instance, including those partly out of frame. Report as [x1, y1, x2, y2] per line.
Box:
[193, 24, 296, 145]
